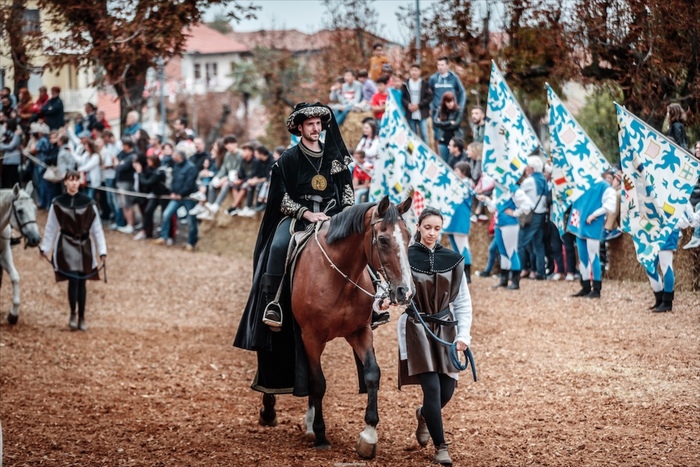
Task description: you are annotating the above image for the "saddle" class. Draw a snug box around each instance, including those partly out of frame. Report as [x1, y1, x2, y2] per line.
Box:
[267, 220, 320, 308]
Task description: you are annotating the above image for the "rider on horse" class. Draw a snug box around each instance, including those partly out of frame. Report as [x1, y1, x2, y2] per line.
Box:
[234, 102, 388, 393]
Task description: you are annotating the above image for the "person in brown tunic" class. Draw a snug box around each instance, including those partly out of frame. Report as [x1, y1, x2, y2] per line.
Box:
[39, 170, 107, 331]
[397, 207, 473, 466]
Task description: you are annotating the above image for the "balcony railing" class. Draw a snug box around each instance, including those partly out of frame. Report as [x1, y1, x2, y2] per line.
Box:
[62, 88, 98, 114]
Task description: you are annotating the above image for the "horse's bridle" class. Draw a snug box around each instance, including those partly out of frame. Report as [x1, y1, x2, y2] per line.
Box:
[312, 205, 408, 304]
[10, 198, 39, 247]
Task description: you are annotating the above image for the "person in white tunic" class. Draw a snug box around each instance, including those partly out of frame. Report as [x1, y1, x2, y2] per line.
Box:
[40, 170, 107, 331]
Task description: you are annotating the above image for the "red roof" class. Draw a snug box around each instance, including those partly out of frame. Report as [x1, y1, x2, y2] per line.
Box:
[229, 28, 397, 54]
[184, 23, 249, 55]
[231, 29, 322, 52]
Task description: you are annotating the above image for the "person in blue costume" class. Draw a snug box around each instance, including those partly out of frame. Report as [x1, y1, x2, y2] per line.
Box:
[477, 181, 532, 290]
[443, 161, 474, 283]
[568, 169, 620, 298]
[647, 204, 700, 312]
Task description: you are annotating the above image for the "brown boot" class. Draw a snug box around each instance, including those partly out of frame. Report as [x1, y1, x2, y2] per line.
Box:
[433, 443, 452, 465]
[415, 406, 429, 447]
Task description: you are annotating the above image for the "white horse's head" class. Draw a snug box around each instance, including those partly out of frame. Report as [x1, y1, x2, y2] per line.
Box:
[10, 182, 41, 248]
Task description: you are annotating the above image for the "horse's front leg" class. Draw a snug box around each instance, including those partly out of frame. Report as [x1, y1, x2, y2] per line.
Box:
[258, 393, 278, 427]
[346, 327, 380, 459]
[303, 338, 330, 449]
[0, 246, 20, 325]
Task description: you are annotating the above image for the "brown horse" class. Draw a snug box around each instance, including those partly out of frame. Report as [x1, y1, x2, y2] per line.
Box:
[259, 196, 413, 458]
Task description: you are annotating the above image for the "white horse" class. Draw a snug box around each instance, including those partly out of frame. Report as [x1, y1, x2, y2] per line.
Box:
[0, 182, 41, 324]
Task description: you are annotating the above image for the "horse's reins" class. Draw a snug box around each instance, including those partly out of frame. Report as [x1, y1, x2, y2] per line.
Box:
[313, 204, 397, 302]
[408, 299, 477, 382]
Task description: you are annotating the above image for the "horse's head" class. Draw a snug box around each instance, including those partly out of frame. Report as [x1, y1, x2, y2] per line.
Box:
[368, 196, 414, 306]
[10, 182, 41, 248]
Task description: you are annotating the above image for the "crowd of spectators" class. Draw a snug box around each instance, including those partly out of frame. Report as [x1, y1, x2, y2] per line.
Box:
[0, 84, 279, 252]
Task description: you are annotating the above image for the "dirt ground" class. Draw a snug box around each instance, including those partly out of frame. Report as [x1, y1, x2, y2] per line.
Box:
[1, 213, 699, 467]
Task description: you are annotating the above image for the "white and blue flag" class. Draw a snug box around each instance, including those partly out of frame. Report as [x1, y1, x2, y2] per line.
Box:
[370, 90, 469, 227]
[617, 104, 700, 273]
[547, 84, 611, 235]
[483, 61, 543, 208]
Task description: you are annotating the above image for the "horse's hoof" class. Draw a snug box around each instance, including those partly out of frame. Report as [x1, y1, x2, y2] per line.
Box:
[313, 441, 331, 451]
[7, 313, 18, 325]
[356, 437, 377, 459]
[258, 410, 278, 427]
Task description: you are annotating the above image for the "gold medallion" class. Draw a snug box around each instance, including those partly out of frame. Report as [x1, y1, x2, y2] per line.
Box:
[311, 174, 328, 191]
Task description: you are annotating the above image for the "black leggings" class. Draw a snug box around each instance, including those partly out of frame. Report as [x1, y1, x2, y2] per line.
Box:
[266, 217, 293, 276]
[67, 277, 87, 318]
[418, 372, 456, 447]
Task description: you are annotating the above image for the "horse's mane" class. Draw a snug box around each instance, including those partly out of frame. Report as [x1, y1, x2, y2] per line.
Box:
[326, 201, 401, 244]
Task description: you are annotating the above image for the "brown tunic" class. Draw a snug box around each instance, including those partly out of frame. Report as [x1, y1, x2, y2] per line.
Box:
[52, 194, 99, 281]
[399, 243, 464, 388]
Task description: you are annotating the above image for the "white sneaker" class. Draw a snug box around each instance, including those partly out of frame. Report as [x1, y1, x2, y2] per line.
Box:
[683, 237, 700, 250]
[205, 203, 219, 214]
[190, 191, 206, 202]
[188, 204, 206, 216]
[117, 224, 134, 234]
[565, 273, 575, 281]
[470, 215, 477, 223]
[166, 238, 174, 247]
[238, 207, 256, 217]
[133, 231, 146, 241]
[197, 210, 215, 221]
[549, 273, 562, 281]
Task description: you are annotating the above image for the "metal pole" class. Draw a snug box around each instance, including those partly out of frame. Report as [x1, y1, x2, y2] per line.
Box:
[415, 0, 421, 64]
[157, 57, 166, 141]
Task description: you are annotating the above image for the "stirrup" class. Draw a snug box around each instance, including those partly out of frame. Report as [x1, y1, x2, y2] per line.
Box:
[262, 301, 283, 331]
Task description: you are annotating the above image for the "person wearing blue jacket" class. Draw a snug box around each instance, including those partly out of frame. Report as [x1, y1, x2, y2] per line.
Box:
[568, 170, 619, 298]
[154, 149, 199, 251]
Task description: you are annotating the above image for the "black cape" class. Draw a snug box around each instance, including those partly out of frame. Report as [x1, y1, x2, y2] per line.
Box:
[233, 128, 353, 395]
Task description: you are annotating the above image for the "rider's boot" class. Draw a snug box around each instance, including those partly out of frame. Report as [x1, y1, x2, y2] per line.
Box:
[262, 274, 284, 330]
[371, 310, 391, 330]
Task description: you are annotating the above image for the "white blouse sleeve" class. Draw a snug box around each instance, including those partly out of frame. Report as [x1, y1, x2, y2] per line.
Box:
[78, 153, 100, 172]
[451, 275, 472, 347]
[90, 205, 107, 257]
[511, 188, 533, 217]
[39, 205, 59, 255]
[590, 186, 618, 219]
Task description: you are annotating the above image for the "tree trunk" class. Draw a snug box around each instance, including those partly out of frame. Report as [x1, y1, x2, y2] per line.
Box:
[8, 0, 30, 93]
[116, 66, 148, 135]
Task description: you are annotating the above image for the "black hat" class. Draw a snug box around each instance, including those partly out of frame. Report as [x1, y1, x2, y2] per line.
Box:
[286, 102, 332, 136]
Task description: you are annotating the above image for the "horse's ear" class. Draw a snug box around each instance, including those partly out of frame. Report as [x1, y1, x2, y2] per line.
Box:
[24, 181, 34, 197]
[397, 197, 412, 215]
[377, 196, 390, 217]
[12, 183, 21, 198]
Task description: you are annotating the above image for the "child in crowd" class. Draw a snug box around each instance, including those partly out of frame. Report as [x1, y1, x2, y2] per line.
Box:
[352, 149, 372, 204]
[370, 76, 389, 124]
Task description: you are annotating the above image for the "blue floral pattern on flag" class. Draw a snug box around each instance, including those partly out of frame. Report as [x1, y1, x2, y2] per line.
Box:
[547, 84, 611, 235]
[370, 90, 470, 227]
[616, 104, 700, 273]
[483, 62, 543, 208]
